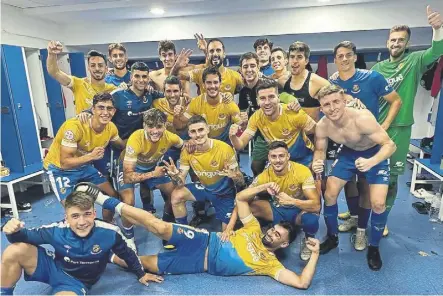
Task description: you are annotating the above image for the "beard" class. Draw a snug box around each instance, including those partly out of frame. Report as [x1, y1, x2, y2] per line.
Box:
[390, 47, 406, 58]
[91, 72, 105, 81]
[113, 63, 126, 70]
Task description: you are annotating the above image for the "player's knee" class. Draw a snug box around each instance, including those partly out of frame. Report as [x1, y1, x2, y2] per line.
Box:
[300, 213, 319, 230]
[371, 200, 386, 213]
[2, 243, 31, 264]
[171, 188, 186, 205]
[323, 191, 338, 205]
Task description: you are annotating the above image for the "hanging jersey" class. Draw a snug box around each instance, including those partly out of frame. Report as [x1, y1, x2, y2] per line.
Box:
[329, 69, 393, 118]
[70, 76, 117, 114]
[105, 70, 131, 86]
[207, 214, 284, 279]
[180, 139, 236, 195]
[44, 118, 119, 169]
[184, 94, 241, 142]
[283, 72, 320, 108]
[372, 39, 443, 126]
[124, 129, 183, 170]
[189, 66, 243, 95]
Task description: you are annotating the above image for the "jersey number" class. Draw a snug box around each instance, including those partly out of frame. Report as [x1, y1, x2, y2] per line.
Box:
[56, 177, 71, 188]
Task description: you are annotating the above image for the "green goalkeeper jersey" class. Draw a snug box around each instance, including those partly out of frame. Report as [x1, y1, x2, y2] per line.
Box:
[372, 39, 443, 127]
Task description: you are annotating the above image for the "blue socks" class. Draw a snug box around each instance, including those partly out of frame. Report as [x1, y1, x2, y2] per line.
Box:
[369, 210, 388, 247]
[175, 216, 188, 225]
[358, 207, 371, 229]
[102, 197, 122, 214]
[1, 286, 15, 295]
[324, 203, 339, 236]
[301, 213, 319, 238]
[346, 195, 360, 216]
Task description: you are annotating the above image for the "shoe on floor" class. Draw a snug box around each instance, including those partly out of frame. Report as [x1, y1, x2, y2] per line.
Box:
[338, 216, 357, 232]
[1, 202, 32, 216]
[351, 228, 367, 251]
[367, 245, 382, 270]
[338, 211, 351, 220]
[383, 225, 389, 237]
[320, 235, 339, 254]
[300, 237, 312, 261]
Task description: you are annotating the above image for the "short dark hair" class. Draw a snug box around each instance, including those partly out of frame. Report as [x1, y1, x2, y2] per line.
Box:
[278, 221, 297, 244]
[164, 75, 182, 89]
[288, 41, 311, 59]
[207, 38, 225, 51]
[108, 43, 127, 56]
[87, 50, 106, 64]
[187, 115, 207, 128]
[239, 52, 259, 67]
[92, 92, 114, 106]
[130, 61, 149, 73]
[202, 67, 222, 83]
[158, 40, 176, 55]
[268, 141, 288, 151]
[333, 41, 357, 56]
[253, 38, 274, 51]
[143, 108, 167, 126]
[317, 84, 344, 101]
[64, 191, 94, 211]
[256, 78, 278, 96]
[390, 25, 411, 41]
[271, 47, 287, 58]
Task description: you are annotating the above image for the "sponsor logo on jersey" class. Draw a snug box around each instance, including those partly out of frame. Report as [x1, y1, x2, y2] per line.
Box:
[282, 128, 291, 136]
[126, 146, 135, 155]
[387, 74, 404, 87]
[224, 84, 232, 91]
[395, 161, 404, 168]
[126, 100, 133, 109]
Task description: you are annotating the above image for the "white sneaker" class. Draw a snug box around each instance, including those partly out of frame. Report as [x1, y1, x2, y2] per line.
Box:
[300, 237, 312, 261]
[338, 216, 357, 232]
[351, 228, 367, 251]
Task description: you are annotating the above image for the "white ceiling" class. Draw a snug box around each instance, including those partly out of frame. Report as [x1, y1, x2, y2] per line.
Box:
[3, 0, 390, 23]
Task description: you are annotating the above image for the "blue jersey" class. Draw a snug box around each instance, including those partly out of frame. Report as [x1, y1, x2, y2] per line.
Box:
[111, 88, 164, 140]
[260, 63, 275, 76]
[329, 69, 393, 118]
[105, 70, 131, 86]
[6, 220, 144, 287]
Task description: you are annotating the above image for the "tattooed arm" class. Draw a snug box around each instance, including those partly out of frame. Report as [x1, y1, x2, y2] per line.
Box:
[123, 161, 165, 184]
[162, 157, 189, 188]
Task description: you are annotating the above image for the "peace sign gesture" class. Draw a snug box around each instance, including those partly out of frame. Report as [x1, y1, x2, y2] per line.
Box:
[219, 161, 238, 179]
[194, 33, 207, 53]
[162, 157, 179, 176]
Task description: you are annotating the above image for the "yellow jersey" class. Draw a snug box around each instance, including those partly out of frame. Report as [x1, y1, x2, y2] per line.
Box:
[207, 214, 284, 279]
[70, 76, 117, 114]
[189, 66, 243, 95]
[184, 94, 241, 142]
[245, 104, 315, 162]
[152, 98, 184, 136]
[124, 129, 183, 169]
[252, 161, 316, 202]
[180, 139, 237, 195]
[44, 118, 119, 169]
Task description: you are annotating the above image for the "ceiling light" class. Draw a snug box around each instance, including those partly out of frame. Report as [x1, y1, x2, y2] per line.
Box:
[150, 7, 165, 15]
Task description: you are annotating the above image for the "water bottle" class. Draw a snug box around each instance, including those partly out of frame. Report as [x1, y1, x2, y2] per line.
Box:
[429, 193, 441, 223]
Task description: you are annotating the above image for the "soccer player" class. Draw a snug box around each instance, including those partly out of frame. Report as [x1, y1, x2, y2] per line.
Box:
[46, 41, 117, 115]
[174, 67, 243, 144]
[329, 41, 402, 250]
[312, 85, 396, 270]
[369, 6, 443, 236]
[105, 43, 131, 86]
[230, 79, 316, 167]
[149, 40, 191, 95]
[44, 93, 124, 221]
[116, 109, 184, 248]
[270, 47, 291, 87]
[75, 180, 320, 290]
[1, 191, 158, 295]
[162, 115, 245, 234]
[281, 42, 330, 121]
[241, 141, 320, 261]
[253, 38, 275, 76]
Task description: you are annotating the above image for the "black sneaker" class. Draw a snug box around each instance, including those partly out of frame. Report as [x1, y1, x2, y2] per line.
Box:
[189, 214, 210, 227]
[367, 245, 382, 270]
[1, 202, 32, 217]
[320, 235, 339, 254]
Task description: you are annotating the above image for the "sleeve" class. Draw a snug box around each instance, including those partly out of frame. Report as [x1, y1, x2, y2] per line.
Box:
[300, 166, 316, 190]
[250, 171, 266, 188]
[233, 71, 243, 89]
[264, 259, 285, 280]
[239, 214, 261, 232]
[372, 71, 394, 97]
[6, 225, 55, 245]
[244, 113, 258, 137]
[419, 38, 443, 73]
[229, 103, 242, 124]
[111, 232, 145, 280]
[179, 150, 190, 170]
[106, 83, 118, 92]
[291, 109, 315, 132]
[224, 145, 238, 170]
[189, 68, 202, 85]
[124, 133, 140, 162]
[109, 122, 120, 142]
[69, 76, 82, 92]
[152, 99, 160, 109]
[171, 133, 184, 148]
[151, 90, 164, 100]
[61, 122, 82, 148]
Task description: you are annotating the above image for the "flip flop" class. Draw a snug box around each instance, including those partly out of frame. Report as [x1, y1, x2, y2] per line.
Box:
[412, 202, 428, 215]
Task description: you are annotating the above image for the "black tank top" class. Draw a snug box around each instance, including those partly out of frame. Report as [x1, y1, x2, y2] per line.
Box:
[283, 72, 320, 108]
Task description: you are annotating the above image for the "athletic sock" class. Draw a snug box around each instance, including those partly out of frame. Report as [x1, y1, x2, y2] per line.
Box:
[175, 216, 188, 225]
[346, 195, 359, 216]
[369, 210, 389, 247]
[0, 286, 15, 295]
[323, 203, 339, 236]
[121, 225, 134, 239]
[357, 207, 371, 229]
[101, 197, 124, 215]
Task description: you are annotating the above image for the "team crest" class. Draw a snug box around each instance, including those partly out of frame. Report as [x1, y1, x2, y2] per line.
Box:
[289, 184, 298, 191]
[398, 62, 404, 70]
[126, 146, 135, 155]
[218, 113, 226, 120]
[64, 130, 74, 140]
[210, 160, 218, 167]
[225, 84, 232, 91]
[60, 187, 66, 194]
[91, 245, 101, 254]
[351, 84, 360, 94]
[282, 128, 290, 136]
[177, 227, 184, 234]
[143, 96, 149, 104]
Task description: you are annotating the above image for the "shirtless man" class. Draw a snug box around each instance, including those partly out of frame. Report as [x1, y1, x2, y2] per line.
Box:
[312, 85, 396, 271]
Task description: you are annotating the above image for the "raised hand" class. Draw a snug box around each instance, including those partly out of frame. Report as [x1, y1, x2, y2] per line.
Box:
[229, 124, 241, 137]
[162, 157, 179, 177]
[305, 237, 320, 254]
[47, 41, 63, 55]
[194, 33, 207, 53]
[175, 49, 193, 69]
[287, 100, 301, 112]
[76, 112, 92, 124]
[2, 218, 25, 235]
[427, 5, 442, 30]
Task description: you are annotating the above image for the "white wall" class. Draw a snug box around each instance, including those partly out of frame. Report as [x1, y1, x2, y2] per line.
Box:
[1, 4, 65, 48]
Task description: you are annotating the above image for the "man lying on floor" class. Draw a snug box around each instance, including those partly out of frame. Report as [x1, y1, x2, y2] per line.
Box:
[74, 182, 320, 290]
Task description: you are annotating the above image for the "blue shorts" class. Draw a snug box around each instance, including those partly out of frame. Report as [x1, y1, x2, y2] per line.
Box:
[93, 146, 121, 177]
[116, 161, 171, 192]
[157, 224, 209, 275]
[270, 201, 301, 224]
[186, 183, 235, 224]
[46, 164, 107, 201]
[25, 246, 88, 295]
[162, 146, 181, 164]
[330, 145, 390, 185]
